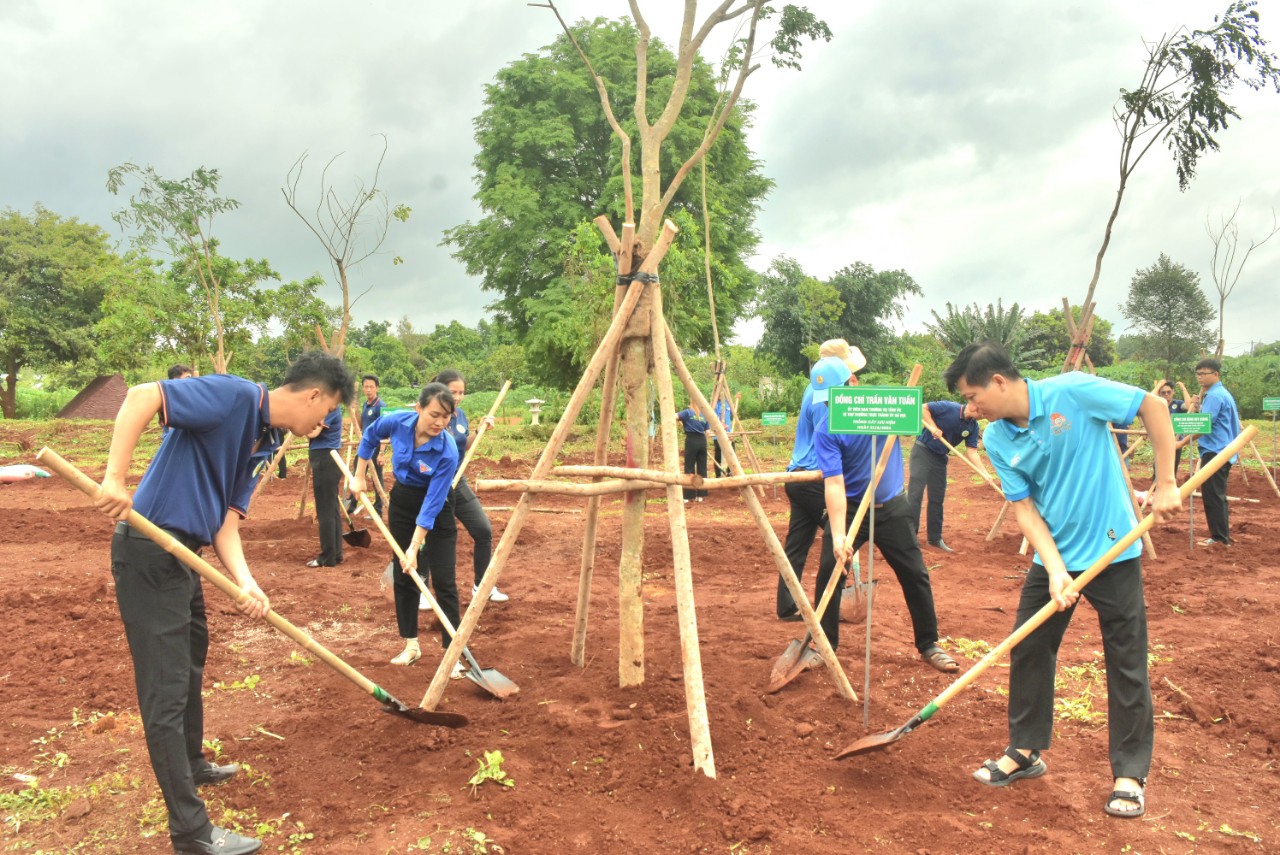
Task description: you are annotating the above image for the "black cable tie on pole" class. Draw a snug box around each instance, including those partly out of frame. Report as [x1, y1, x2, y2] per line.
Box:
[616, 274, 633, 286]
[632, 272, 660, 285]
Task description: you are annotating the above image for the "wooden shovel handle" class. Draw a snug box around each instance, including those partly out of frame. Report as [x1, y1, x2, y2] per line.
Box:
[36, 446, 387, 698]
[453, 379, 512, 489]
[936, 434, 1002, 497]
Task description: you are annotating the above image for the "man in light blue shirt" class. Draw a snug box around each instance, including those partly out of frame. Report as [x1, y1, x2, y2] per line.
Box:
[946, 340, 1181, 820]
[1192, 358, 1241, 546]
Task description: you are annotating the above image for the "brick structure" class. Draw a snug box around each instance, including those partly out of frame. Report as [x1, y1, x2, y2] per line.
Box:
[57, 374, 128, 420]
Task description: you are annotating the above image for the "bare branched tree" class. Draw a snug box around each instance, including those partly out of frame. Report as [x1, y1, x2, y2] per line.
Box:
[1206, 201, 1279, 358]
[281, 134, 410, 357]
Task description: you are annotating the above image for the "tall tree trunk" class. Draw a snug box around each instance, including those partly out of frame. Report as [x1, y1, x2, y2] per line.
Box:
[1, 356, 18, 419]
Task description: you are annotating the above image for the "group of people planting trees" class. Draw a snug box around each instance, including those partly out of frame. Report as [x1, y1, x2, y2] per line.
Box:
[92, 335, 1243, 851]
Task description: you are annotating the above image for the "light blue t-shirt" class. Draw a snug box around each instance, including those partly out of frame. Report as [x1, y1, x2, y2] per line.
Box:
[983, 372, 1145, 571]
[1198, 381, 1241, 462]
[787, 385, 821, 471]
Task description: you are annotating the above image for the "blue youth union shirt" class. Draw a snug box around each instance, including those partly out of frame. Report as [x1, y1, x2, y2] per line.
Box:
[309, 406, 342, 451]
[815, 418, 904, 503]
[917, 401, 979, 457]
[1198, 381, 1241, 462]
[714, 400, 734, 433]
[449, 407, 471, 449]
[787, 386, 821, 471]
[982, 372, 1144, 571]
[676, 408, 709, 434]
[358, 410, 459, 530]
[132, 374, 279, 546]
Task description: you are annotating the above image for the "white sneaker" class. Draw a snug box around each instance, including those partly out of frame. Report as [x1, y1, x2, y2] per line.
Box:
[450, 661, 467, 680]
[418, 593, 430, 611]
[473, 585, 510, 603]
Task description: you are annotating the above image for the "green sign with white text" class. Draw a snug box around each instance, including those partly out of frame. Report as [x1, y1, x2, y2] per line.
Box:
[1263, 397, 1280, 412]
[1171, 413, 1211, 435]
[761, 412, 787, 426]
[828, 386, 923, 436]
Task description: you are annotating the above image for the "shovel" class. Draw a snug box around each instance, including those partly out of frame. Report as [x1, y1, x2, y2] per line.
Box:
[331, 451, 519, 699]
[833, 425, 1256, 759]
[768, 364, 922, 694]
[339, 496, 372, 548]
[37, 447, 466, 729]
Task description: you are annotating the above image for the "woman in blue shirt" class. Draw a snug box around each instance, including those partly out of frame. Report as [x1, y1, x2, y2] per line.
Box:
[675, 403, 710, 502]
[433, 369, 506, 604]
[352, 383, 461, 669]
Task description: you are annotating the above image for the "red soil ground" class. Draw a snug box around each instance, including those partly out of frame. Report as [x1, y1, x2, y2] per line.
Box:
[2, 435, 1278, 853]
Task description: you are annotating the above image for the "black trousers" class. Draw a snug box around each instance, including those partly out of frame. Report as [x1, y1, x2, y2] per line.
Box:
[906, 442, 949, 544]
[388, 481, 459, 647]
[453, 477, 493, 587]
[1008, 559, 1153, 780]
[111, 526, 216, 845]
[682, 432, 708, 499]
[778, 479, 826, 617]
[1200, 451, 1232, 543]
[815, 494, 942, 653]
[712, 437, 732, 477]
[346, 450, 384, 517]
[309, 449, 343, 566]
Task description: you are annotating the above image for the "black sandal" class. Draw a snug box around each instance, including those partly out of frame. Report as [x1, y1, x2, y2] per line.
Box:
[972, 747, 1046, 788]
[921, 645, 960, 674]
[1104, 779, 1146, 818]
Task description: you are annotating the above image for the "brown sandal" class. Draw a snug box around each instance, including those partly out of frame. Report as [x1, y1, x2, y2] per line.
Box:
[921, 645, 959, 673]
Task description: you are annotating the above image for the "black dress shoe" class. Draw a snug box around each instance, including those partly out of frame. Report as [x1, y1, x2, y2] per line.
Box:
[192, 763, 240, 786]
[173, 826, 262, 855]
[928, 540, 954, 553]
[778, 612, 804, 622]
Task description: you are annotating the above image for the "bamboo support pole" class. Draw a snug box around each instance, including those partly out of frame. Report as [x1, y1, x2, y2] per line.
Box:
[649, 271, 715, 778]
[1251, 440, 1280, 498]
[295, 459, 311, 520]
[1112, 431, 1156, 559]
[253, 432, 296, 500]
[454, 380, 511, 489]
[664, 320, 857, 701]
[476, 478, 670, 496]
[573, 220, 634, 667]
[420, 231, 660, 710]
[553, 465, 704, 487]
[1123, 436, 1145, 461]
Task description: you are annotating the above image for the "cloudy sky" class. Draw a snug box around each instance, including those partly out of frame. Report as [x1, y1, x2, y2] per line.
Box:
[4, 0, 1278, 358]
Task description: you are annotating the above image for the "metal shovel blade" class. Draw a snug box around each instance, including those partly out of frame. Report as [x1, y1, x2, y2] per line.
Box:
[342, 527, 372, 548]
[766, 637, 822, 694]
[460, 647, 520, 699]
[372, 686, 469, 728]
[833, 713, 925, 760]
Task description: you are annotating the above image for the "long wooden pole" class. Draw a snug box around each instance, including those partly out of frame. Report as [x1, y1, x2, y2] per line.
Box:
[1112, 431, 1157, 559]
[420, 228, 667, 710]
[934, 435, 1003, 498]
[1250, 440, 1280, 499]
[553, 465, 705, 487]
[649, 270, 715, 778]
[252, 432, 296, 500]
[454, 380, 512, 489]
[663, 320, 857, 701]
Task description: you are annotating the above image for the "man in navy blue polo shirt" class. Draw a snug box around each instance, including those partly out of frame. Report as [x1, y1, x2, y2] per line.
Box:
[946, 340, 1179, 820]
[94, 351, 354, 855]
[905, 399, 983, 552]
[809, 357, 958, 673]
[346, 374, 384, 518]
[1191, 358, 1241, 546]
[306, 406, 344, 567]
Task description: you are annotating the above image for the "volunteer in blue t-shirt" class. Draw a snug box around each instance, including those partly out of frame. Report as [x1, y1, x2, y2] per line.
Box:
[777, 338, 866, 620]
[905, 399, 983, 552]
[712, 398, 734, 477]
[946, 340, 1181, 820]
[352, 382, 461, 670]
[434, 369, 507, 604]
[675, 404, 710, 501]
[93, 351, 354, 855]
[1191, 358, 1242, 546]
[346, 374, 385, 518]
[810, 357, 957, 672]
[306, 406, 344, 567]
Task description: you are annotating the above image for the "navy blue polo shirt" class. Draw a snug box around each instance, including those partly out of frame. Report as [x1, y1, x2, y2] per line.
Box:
[448, 407, 471, 451]
[714, 400, 734, 432]
[814, 418, 904, 503]
[359, 396, 383, 431]
[357, 410, 459, 530]
[787, 385, 820, 471]
[132, 374, 279, 546]
[309, 407, 342, 451]
[917, 401, 979, 457]
[676, 408, 709, 435]
[983, 372, 1144, 570]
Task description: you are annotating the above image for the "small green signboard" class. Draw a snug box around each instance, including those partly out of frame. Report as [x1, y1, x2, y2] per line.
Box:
[1171, 412, 1211, 435]
[1263, 397, 1280, 412]
[761, 412, 787, 427]
[828, 386, 923, 436]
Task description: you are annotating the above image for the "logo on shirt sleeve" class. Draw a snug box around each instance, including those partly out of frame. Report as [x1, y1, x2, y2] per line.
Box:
[1050, 413, 1072, 435]
[457, 425, 466, 434]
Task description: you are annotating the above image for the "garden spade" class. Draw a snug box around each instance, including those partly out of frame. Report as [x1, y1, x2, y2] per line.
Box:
[37, 447, 467, 729]
[833, 425, 1256, 759]
[339, 496, 372, 548]
[331, 451, 519, 699]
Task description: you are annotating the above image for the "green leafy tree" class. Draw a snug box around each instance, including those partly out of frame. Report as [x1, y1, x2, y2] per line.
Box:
[443, 17, 772, 347]
[1120, 253, 1216, 377]
[1021, 306, 1117, 371]
[347, 319, 392, 350]
[756, 256, 921, 376]
[106, 164, 242, 373]
[925, 299, 1037, 363]
[0, 206, 120, 418]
